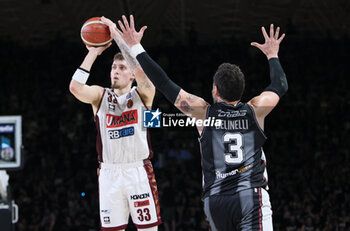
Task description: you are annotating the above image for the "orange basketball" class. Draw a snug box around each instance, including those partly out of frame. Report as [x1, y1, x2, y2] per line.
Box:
[80, 17, 112, 47]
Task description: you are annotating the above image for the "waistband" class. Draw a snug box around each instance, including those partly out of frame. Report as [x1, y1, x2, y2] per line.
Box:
[99, 159, 151, 169]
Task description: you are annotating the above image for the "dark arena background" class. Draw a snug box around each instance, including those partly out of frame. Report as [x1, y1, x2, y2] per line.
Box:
[0, 0, 349, 230]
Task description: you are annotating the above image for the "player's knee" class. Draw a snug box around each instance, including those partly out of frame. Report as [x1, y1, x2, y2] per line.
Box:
[138, 226, 158, 231]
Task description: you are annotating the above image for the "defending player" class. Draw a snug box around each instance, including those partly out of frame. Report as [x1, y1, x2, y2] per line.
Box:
[69, 18, 161, 231]
[103, 15, 288, 230]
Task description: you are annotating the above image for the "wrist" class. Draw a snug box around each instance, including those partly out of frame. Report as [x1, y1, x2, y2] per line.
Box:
[267, 54, 278, 60]
[87, 49, 101, 57]
[130, 44, 145, 57]
[72, 68, 90, 84]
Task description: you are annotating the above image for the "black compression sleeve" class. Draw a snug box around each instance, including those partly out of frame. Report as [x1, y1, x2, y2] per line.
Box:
[264, 58, 288, 97]
[136, 52, 181, 104]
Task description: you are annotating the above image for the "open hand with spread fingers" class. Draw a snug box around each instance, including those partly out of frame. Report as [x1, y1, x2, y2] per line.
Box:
[101, 15, 147, 48]
[116, 15, 147, 48]
[251, 24, 285, 59]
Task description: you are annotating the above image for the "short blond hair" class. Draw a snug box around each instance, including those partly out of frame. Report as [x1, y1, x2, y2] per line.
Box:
[113, 52, 124, 61]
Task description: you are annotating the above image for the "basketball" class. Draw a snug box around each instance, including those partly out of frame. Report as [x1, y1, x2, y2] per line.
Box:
[80, 17, 113, 47]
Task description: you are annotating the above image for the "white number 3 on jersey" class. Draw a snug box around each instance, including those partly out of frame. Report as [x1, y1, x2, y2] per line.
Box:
[223, 133, 244, 164]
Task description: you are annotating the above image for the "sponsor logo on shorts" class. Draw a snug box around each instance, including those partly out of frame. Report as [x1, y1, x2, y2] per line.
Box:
[130, 193, 150, 200]
[103, 216, 111, 224]
[101, 209, 111, 214]
[134, 200, 150, 207]
[108, 127, 134, 139]
[106, 110, 138, 128]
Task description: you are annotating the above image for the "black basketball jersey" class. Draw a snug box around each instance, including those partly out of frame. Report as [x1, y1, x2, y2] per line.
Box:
[199, 102, 268, 198]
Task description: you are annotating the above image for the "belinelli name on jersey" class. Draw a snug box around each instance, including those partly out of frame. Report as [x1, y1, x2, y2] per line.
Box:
[215, 119, 249, 130]
[106, 110, 138, 128]
[130, 193, 150, 200]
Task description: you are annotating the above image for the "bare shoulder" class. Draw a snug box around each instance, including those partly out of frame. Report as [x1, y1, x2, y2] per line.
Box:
[247, 91, 280, 119]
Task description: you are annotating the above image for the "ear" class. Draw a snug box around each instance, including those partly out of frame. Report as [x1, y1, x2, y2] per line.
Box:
[213, 85, 220, 97]
[130, 72, 136, 81]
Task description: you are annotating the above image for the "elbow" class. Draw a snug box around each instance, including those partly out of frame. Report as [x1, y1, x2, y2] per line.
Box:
[279, 85, 288, 97]
[284, 83, 288, 93]
[69, 80, 80, 95]
[281, 75, 288, 94]
[282, 82, 288, 94]
[277, 82, 288, 97]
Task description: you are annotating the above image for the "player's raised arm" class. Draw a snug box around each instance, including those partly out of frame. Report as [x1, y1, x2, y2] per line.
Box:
[107, 15, 208, 121]
[133, 46, 208, 121]
[248, 24, 288, 124]
[69, 44, 110, 113]
[101, 16, 155, 107]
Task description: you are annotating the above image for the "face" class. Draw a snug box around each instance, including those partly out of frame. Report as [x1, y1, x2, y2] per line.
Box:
[110, 59, 135, 89]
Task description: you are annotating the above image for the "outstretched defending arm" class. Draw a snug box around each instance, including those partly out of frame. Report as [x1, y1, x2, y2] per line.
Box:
[107, 15, 208, 122]
[101, 16, 155, 107]
[264, 58, 288, 97]
[251, 24, 288, 98]
[132, 47, 181, 104]
[132, 44, 208, 121]
[249, 24, 288, 128]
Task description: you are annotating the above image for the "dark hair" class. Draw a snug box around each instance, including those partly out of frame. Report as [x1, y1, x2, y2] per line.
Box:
[213, 63, 245, 101]
[113, 52, 124, 61]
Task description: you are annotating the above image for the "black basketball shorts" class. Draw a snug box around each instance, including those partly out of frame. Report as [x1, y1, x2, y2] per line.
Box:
[203, 187, 273, 231]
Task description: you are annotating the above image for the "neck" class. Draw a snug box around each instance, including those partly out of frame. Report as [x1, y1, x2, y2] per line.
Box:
[217, 97, 240, 106]
[113, 85, 132, 96]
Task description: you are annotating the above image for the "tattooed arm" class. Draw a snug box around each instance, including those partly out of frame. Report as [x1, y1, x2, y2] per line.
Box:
[101, 16, 155, 107]
[104, 15, 209, 133]
[174, 90, 208, 120]
[131, 46, 209, 122]
[173, 90, 209, 134]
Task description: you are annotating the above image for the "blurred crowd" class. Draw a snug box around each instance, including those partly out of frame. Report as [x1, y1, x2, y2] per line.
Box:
[0, 34, 349, 231]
